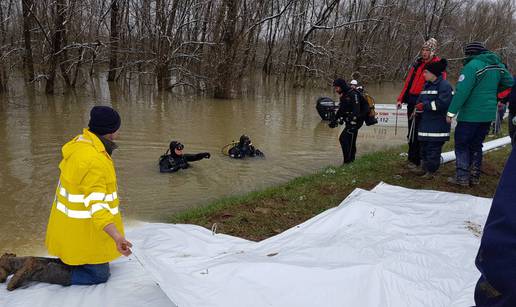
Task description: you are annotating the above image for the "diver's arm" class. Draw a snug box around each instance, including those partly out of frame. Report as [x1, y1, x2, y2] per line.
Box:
[184, 152, 210, 162]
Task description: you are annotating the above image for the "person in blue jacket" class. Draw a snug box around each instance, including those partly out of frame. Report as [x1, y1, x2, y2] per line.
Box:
[412, 58, 453, 178]
[474, 148, 516, 306]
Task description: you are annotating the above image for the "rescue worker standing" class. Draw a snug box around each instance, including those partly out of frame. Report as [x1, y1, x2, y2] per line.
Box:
[329, 78, 366, 164]
[3, 106, 132, 290]
[412, 59, 453, 178]
[397, 38, 446, 170]
[446, 42, 514, 186]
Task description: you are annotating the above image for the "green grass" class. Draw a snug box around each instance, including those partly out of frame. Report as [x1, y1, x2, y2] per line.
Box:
[170, 140, 511, 241]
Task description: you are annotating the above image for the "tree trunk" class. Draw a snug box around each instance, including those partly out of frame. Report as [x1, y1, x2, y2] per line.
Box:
[22, 0, 35, 82]
[45, 0, 67, 94]
[108, 0, 120, 82]
[214, 0, 241, 99]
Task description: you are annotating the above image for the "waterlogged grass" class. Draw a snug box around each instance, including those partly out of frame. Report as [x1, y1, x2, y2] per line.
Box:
[171, 143, 511, 241]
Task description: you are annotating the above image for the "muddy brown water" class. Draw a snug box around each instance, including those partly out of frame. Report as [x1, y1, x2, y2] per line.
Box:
[0, 78, 406, 255]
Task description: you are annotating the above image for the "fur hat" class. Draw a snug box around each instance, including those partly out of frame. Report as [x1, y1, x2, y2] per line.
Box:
[422, 38, 438, 53]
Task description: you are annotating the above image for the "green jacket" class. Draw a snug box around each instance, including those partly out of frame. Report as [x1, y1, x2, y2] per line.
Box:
[447, 52, 514, 122]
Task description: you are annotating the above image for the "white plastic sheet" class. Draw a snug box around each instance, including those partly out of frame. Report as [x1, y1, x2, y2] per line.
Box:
[1, 183, 491, 307]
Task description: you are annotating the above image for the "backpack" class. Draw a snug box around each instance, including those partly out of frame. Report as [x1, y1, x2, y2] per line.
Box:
[362, 92, 378, 126]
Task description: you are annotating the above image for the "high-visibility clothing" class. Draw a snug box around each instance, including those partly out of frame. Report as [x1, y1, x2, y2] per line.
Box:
[45, 128, 124, 265]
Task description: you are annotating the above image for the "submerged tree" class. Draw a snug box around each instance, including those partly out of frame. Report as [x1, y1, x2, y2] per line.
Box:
[0, 0, 514, 96]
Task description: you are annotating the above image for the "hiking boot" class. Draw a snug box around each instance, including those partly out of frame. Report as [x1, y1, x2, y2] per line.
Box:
[470, 177, 480, 186]
[421, 172, 435, 180]
[447, 176, 469, 187]
[7, 257, 71, 291]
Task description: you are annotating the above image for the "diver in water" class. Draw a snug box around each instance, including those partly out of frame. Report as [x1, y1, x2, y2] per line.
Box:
[159, 141, 210, 173]
[226, 135, 264, 159]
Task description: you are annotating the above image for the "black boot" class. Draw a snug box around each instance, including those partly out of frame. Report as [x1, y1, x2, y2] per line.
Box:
[7, 257, 72, 291]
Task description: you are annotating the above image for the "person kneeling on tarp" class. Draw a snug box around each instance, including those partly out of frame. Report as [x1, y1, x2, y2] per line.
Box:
[411, 58, 453, 179]
[159, 141, 210, 173]
[1, 106, 132, 291]
[226, 135, 264, 159]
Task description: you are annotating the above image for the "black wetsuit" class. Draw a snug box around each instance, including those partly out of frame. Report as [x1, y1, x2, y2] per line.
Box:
[332, 88, 366, 163]
[159, 152, 209, 173]
[228, 144, 264, 159]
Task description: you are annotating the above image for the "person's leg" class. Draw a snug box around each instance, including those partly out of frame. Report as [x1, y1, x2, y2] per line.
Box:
[474, 275, 516, 307]
[70, 263, 110, 285]
[340, 127, 354, 164]
[348, 122, 363, 162]
[425, 141, 445, 173]
[7, 257, 72, 291]
[339, 129, 349, 164]
[349, 129, 358, 162]
[0, 254, 61, 283]
[411, 113, 422, 165]
[470, 122, 491, 185]
[419, 141, 427, 171]
[453, 122, 473, 184]
[406, 96, 420, 166]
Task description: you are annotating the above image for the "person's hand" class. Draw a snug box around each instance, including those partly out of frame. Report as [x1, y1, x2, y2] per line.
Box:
[203, 152, 211, 159]
[415, 103, 424, 112]
[115, 236, 133, 256]
[396, 101, 402, 109]
[329, 121, 338, 128]
[103, 223, 132, 256]
[446, 116, 453, 124]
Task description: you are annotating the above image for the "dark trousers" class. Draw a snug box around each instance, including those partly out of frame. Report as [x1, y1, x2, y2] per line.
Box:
[475, 275, 516, 307]
[454, 121, 491, 182]
[509, 113, 516, 146]
[406, 95, 421, 165]
[339, 121, 363, 164]
[420, 141, 444, 173]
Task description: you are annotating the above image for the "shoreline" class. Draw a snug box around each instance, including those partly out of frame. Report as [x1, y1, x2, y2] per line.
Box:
[169, 139, 511, 241]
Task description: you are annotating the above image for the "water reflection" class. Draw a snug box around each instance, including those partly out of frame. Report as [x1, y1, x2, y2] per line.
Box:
[0, 77, 405, 255]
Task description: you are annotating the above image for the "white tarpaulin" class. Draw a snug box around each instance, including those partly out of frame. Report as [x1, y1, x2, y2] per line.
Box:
[1, 183, 491, 307]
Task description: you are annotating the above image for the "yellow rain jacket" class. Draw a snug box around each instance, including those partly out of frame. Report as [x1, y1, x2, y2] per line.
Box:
[45, 129, 124, 265]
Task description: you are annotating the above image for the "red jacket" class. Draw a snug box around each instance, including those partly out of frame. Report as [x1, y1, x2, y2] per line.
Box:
[498, 88, 511, 100]
[397, 56, 447, 103]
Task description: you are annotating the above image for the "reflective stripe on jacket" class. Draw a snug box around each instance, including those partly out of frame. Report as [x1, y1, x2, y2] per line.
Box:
[45, 128, 124, 265]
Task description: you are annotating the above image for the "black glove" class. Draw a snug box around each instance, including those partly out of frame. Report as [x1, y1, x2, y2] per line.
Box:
[329, 121, 338, 128]
[203, 152, 211, 159]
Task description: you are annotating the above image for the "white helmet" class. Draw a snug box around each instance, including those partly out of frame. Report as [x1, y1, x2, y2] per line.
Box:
[350, 80, 358, 86]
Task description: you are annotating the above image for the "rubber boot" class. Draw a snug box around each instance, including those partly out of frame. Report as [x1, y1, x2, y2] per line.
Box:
[0, 254, 61, 283]
[0, 254, 30, 283]
[0, 253, 16, 283]
[7, 257, 72, 291]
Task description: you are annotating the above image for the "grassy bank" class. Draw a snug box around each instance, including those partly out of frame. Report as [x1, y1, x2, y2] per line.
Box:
[171, 141, 511, 241]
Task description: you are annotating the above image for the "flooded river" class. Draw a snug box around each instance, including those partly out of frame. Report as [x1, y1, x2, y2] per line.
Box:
[0, 78, 406, 255]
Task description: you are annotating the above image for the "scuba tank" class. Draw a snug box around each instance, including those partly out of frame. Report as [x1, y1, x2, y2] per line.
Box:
[221, 141, 239, 156]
